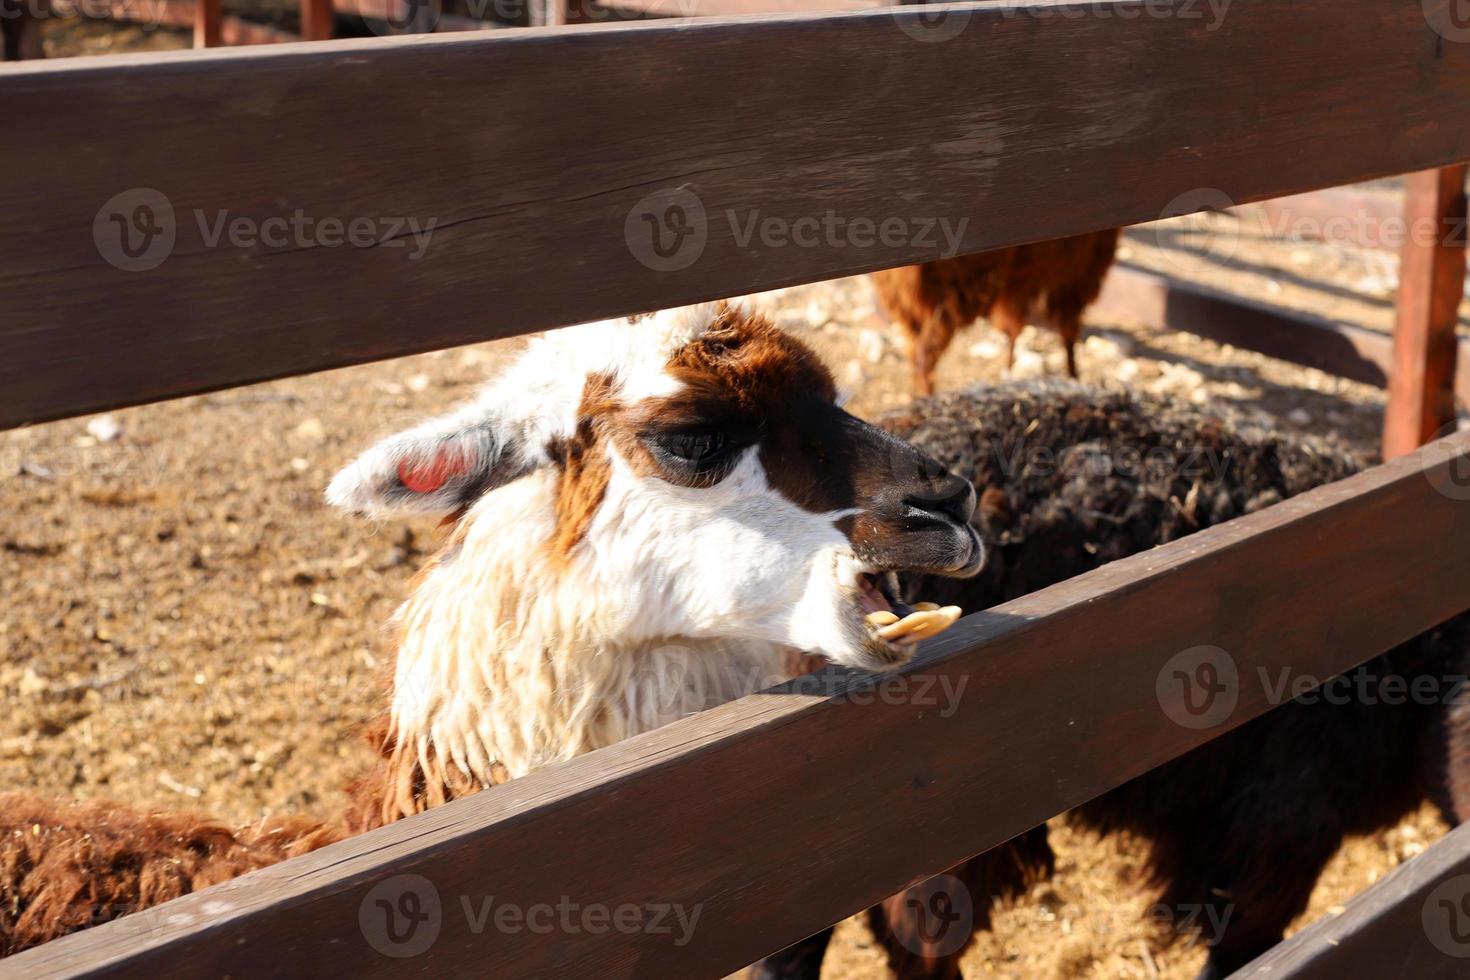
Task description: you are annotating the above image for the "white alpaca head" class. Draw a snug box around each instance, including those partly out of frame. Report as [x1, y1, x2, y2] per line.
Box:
[328, 302, 983, 673]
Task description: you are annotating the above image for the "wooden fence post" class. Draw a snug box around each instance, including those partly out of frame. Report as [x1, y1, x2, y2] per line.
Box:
[299, 0, 333, 39]
[1, 0, 43, 59]
[1383, 164, 1467, 458]
[194, 0, 222, 45]
[533, 0, 565, 25]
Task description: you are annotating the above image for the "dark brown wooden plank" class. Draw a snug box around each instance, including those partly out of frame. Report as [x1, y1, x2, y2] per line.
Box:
[4, 0, 1470, 429]
[1384, 165, 1468, 458]
[7, 430, 1470, 979]
[1236, 820, 1470, 978]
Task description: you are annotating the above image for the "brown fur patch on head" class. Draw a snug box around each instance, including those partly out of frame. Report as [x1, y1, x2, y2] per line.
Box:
[537, 307, 856, 562]
[657, 304, 978, 567]
[546, 307, 841, 548]
[540, 304, 970, 567]
[535, 304, 972, 573]
[653, 303, 860, 515]
[547, 373, 619, 561]
[665, 303, 838, 412]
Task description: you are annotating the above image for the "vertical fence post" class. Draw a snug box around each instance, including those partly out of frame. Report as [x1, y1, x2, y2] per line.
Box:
[1, 0, 43, 60]
[534, 0, 565, 24]
[1383, 164, 1468, 458]
[194, 0, 223, 45]
[299, 0, 334, 38]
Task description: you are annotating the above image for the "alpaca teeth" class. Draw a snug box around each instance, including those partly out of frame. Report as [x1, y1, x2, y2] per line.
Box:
[875, 606, 963, 641]
[865, 610, 900, 626]
[912, 602, 940, 612]
[876, 613, 929, 640]
[926, 605, 963, 633]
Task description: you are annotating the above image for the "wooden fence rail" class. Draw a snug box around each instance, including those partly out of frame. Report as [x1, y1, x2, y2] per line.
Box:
[6, 428, 1470, 978]
[1241, 820, 1470, 978]
[3, 0, 1470, 429]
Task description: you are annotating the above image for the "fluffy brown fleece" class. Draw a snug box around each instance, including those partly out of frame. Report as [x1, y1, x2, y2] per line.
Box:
[0, 792, 339, 955]
[870, 230, 1120, 393]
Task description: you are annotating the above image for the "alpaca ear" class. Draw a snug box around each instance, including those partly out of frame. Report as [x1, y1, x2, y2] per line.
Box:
[326, 405, 532, 518]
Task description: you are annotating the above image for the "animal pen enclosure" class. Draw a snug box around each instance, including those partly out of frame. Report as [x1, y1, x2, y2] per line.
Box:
[2, 0, 1470, 976]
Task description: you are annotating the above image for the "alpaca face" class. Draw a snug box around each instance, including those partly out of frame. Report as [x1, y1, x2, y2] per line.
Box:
[328, 302, 982, 671]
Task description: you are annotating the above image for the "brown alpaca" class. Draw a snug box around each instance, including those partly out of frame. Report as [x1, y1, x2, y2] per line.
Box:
[870, 229, 1120, 393]
[0, 793, 338, 954]
[1, 303, 984, 957]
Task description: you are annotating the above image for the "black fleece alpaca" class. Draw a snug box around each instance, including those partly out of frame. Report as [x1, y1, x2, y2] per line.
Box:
[753, 380, 1470, 980]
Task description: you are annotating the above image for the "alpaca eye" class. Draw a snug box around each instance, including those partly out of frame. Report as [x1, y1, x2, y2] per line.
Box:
[654, 429, 726, 464]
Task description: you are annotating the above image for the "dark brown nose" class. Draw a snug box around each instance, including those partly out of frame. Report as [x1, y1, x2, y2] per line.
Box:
[833, 413, 984, 576]
[867, 432, 976, 531]
[903, 471, 976, 526]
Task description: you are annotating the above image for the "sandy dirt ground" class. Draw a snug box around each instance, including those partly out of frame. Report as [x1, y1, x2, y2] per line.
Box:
[6, 20, 1470, 980]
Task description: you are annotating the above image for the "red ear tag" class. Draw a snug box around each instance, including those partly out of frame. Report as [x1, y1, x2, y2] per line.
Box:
[397, 451, 470, 494]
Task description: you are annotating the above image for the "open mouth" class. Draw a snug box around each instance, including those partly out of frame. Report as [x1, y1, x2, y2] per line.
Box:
[856, 570, 962, 649]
